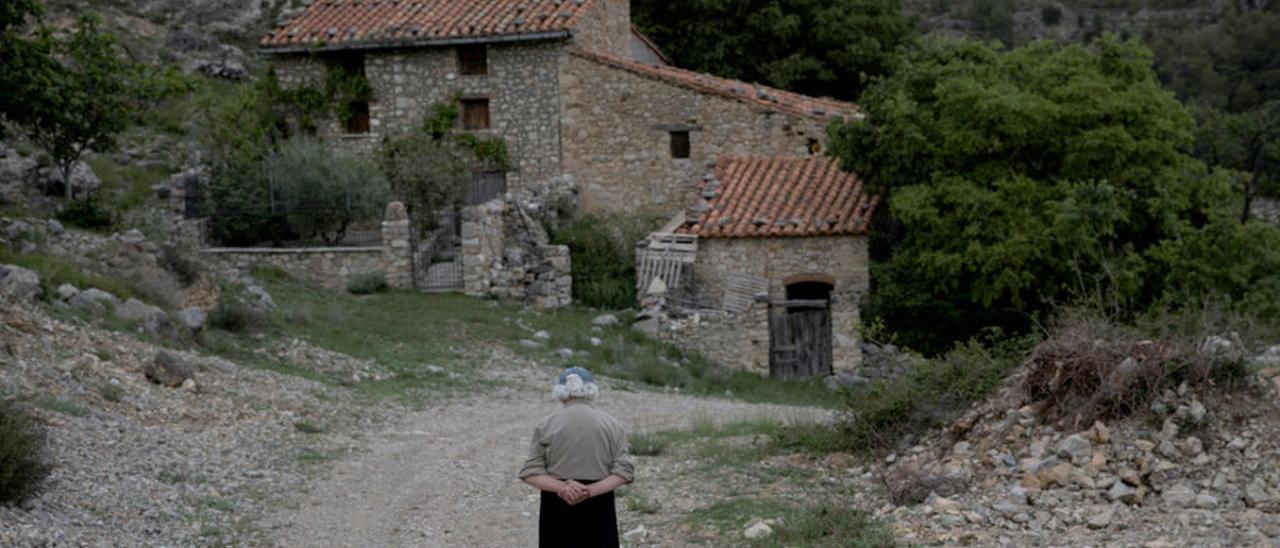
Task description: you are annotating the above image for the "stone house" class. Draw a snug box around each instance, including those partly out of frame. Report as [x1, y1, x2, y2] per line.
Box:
[258, 0, 871, 376]
[638, 156, 877, 377]
[258, 0, 857, 212]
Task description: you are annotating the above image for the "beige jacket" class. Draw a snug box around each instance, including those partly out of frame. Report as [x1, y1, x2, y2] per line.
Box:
[518, 400, 635, 483]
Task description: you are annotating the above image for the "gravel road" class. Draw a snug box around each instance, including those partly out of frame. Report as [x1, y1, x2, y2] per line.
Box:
[263, 374, 833, 547]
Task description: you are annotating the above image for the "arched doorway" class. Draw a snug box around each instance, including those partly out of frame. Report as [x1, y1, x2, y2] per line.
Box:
[769, 275, 834, 378]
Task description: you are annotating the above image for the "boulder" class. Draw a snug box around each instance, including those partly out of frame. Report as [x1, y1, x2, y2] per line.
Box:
[115, 298, 166, 327]
[1163, 483, 1198, 508]
[1107, 481, 1139, 504]
[0, 264, 41, 303]
[591, 314, 619, 327]
[743, 521, 773, 539]
[178, 307, 206, 332]
[55, 283, 79, 301]
[144, 352, 195, 387]
[69, 287, 119, 314]
[37, 161, 100, 197]
[1056, 434, 1093, 465]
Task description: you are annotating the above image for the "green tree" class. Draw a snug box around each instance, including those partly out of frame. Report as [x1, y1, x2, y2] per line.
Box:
[379, 129, 471, 230]
[829, 36, 1242, 352]
[1193, 103, 1280, 222]
[23, 16, 132, 198]
[0, 1, 55, 139]
[1152, 9, 1280, 113]
[632, 0, 916, 100]
[267, 139, 390, 245]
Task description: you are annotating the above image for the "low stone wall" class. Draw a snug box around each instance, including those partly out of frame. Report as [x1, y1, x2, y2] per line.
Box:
[652, 300, 771, 375]
[201, 247, 383, 290]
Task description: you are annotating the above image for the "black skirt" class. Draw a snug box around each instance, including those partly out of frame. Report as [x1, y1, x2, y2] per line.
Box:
[538, 479, 619, 548]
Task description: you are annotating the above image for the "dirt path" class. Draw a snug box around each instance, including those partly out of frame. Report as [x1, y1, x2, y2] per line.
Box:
[263, 374, 833, 547]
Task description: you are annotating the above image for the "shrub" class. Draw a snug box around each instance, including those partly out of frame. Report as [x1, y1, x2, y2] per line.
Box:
[208, 300, 267, 333]
[0, 399, 52, 506]
[627, 432, 667, 456]
[268, 138, 391, 245]
[56, 197, 114, 230]
[159, 245, 203, 286]
[838, 336, 1032, 451]
[548, 214, 660, 309]
[346, 272, 388, 295]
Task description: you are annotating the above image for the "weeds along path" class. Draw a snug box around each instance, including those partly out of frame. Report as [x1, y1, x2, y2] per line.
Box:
[263, 370, 833, 547]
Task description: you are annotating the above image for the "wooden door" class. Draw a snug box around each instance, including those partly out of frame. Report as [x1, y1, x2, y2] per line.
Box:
[769, 300, 832, 379]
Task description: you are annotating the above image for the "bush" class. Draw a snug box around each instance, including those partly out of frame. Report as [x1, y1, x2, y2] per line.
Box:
[268, 139, 391, 245]
[837, 337, 1031, 451]
[627, 432, 667, 456]
[159, 245, 203, 286]
[56, 197, 114, 230]
[346, 272, 388, 295]
[548, 214, 660, 309]
[0, 399, 52, 506]
[208, 300, 267, 333]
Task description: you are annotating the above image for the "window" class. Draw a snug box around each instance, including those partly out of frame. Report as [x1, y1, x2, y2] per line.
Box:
[461, 98, 490, 130]
[345, 100, 370, 134]
[669, 130, 690, 159]
[458, 45, 488, 75]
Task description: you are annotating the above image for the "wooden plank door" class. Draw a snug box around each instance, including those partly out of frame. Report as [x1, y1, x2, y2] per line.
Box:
[769, 300, 832, 379]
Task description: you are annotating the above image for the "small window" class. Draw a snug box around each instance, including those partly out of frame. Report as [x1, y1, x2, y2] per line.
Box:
[670, 130, 690, 159]
[458, 45, 488, 75]
[345, 101, 370, 134]
[461, 98, 490, 130]
[807, 138, 822, 155]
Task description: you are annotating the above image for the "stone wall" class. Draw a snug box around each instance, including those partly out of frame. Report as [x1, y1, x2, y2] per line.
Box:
[688, 235, 870, 373]
[461, 196, 572, 308]
[200, 247, 383, 290]
[559, 53, 831, 215]
[652, 300, 772, 375]
[572, 0, 631, 58]
[269, 40, 566, 188]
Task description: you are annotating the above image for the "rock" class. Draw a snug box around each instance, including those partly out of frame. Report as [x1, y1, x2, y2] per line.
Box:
[591, 314, 619, 327]
[0, 264, 42, 303]
[245, 284, 275, 311]
[1187, 400, 1207, 424]
[1245, 478, 1273, 508]
[1108, 481, 1139, 503]
[938, 513, 965, 527]
[1057, 434, 1093, 464]
[1118, 468, 1143, 487]
[557, 348, 574, 358]
[1086, 504, 1115, 529]
[55, 283, 79, 301]
[589, 337, 602, 346]
[631, 318, 659, 337]
[144, 352, 195, 387]
[46, 219, 64, 235]
[69, 287, 118, 314]
[1163, 483, 1198, 508]
[1227, 437, 1248, 451]
[1251, 345, 1280, 368]
[532, 330, 551, 340]
[115, 298, 167, 331]
[37, 161, 100, 197]
[1160, 419, 1179, 441]
[518, 339, 539, 348]
[928, 494, 962, 513]
[178, 307, 206, 332]
[1087, 421, 1111, 444]
[1177, 436, 1203, 457]
[1037, 463, 1075, 489]
[622, 525, 647, 541]
[180, 378, 197, 391]
[743, 521, 773, 539]
[1195, 493, 1218, 509]
[1156, 440, 1179, 459]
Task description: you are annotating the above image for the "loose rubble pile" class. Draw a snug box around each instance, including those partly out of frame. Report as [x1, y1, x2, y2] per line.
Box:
[872, 349, 1280, 546]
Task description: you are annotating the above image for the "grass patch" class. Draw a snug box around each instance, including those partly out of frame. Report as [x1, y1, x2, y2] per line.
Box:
[627, 432, 668, 456]
[0, 249, 133, 300]
[621, 487, 662, 514]
[31, 395, 90, 417]
[87, 155, 168, 212]
[296, 448, 336, 464]
[95, 383, 124, 403]
[293, 420, 326, 434]
[688, 498, 895, 546]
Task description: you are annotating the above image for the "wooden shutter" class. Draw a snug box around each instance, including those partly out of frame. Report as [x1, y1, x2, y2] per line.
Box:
[462, 99, 490, 130]
[458, 45, 487, 75]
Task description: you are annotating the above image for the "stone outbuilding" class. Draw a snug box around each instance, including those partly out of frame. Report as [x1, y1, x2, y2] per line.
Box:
[639, 157, 878, 378]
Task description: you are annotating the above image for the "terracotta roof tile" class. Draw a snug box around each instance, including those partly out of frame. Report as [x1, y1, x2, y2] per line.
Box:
[679, 157, 878, 239]
[569, 48, 858, 121]
[261, 0, 594, 50]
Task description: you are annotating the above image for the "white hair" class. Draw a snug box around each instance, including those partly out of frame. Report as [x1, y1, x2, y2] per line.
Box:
[552, 373, 599, 402]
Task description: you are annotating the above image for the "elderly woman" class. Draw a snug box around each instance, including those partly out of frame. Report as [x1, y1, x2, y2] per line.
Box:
[519, 367, 634, 548]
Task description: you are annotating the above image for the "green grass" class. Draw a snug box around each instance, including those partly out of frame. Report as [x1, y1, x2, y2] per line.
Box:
[87, 156, 167, 212]
[0, 249, 134, 300]
[31, 395, 90, 417]
[293, 420, 326, 434]
[689, 499, 896, 547]
[246, 274, 842, 408]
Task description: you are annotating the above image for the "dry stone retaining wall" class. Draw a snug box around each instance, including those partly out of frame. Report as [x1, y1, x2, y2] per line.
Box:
[201, 247, 382, 290]
[461, 196, 571, 309]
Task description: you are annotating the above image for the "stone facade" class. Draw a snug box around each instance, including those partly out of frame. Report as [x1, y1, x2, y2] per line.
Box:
[571, 0, 632, 58]
[381, 202, 413, 289]
[201, 247, 383, 290]
[654, 234, 869, 374]
[461, 196, 572, 309]
[559, 54, 832, 214]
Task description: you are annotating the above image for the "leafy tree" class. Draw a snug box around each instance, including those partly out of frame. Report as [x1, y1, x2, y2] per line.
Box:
[0, 1, 53, 139]
[632, 0, 916, 100]
[829, 35, 1245, 352]
[266, 139, 389, 245]
[1192, 103, 1280, 221]
[1152, 9, 1280, 114]
[23, 16, 132, 198]
[379, 129, 471, 230]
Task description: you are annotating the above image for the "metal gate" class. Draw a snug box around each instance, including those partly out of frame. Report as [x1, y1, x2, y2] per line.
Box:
[769, 299, 833, 379]
[411, 211, 464, 291]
